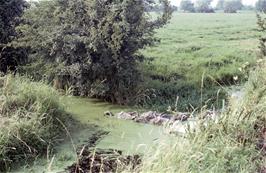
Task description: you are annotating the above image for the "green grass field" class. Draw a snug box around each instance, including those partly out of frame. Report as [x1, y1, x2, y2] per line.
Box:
[141, 12, 259, 110]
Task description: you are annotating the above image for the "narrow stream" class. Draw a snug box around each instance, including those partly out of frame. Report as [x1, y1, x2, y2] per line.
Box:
[11, 97, 172, 173]
[10, 87, 243, 173]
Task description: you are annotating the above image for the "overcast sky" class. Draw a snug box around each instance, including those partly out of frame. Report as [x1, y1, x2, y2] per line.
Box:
[170, 0, 256, 6]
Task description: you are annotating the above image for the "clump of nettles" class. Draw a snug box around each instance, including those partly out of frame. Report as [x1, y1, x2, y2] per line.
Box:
[0, 75, 71, 171]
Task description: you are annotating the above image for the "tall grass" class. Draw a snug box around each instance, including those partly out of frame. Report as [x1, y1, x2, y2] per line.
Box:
[139, 60, 266, 173]
[0, 75, 71, 171]
[140, 12, 258, 111]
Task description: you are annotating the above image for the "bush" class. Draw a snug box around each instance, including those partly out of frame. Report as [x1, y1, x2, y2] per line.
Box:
[0, 75, 71, 171]
[14, 0, 172, 104]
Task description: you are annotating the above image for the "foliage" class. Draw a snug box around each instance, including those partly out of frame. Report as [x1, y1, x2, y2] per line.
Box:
[0, 75, 71, 171]
[146, 3, 178, 12]
[0, 0, 27, 73]
[180, 0, 195, 12]
[224, 0, 243, 13]
[195, 0, 214, 13]
[0, 0, 26, 44]
[172, 5, 178, 11]
[14, 0, 172, 104]
[256, 0, 266, 12]
[0, 47, 27, 73]
[216, 0, 225, 10]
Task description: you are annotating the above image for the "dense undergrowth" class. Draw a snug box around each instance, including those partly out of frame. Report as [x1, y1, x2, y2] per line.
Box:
[136, 76, 227, 111]
[0, 75, 72, 171]
[139, 59, 266, 172]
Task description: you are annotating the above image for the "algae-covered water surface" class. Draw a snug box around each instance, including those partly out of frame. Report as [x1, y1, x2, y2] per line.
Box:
[11, 97, 171, 173]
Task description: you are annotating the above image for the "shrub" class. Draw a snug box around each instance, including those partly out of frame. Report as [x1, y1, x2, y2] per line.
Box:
[14, 0, 172, 104]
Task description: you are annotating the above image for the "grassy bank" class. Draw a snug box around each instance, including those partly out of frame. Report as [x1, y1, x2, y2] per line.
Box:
[0, 75, 72, 171]
[140, 12, 258, 111]
[139, 59, 266, 172]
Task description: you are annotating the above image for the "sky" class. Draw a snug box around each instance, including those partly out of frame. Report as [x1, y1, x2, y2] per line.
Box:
[170, 0, 256, 7]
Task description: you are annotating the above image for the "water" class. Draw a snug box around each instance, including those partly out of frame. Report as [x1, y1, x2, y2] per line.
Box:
[11, 97, 171, 173]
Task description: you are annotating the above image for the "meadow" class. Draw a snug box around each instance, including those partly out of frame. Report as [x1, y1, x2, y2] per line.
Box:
[141, 12, 259, 110]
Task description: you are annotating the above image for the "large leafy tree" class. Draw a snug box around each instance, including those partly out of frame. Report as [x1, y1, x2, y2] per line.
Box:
[180, 0, 195, 12]
[0, 0, 27, 73]
[224, 0, 243, 13]
[256, 0, 266, 12]
[195, 0, 214, 13]
[15, 0, 172, 104]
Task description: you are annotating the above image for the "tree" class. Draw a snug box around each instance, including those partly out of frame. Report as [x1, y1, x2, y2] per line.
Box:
[180, 0, 195, 12]
[15, 0, 172, 104]
[0, 0, 26, 44]
[146, 4, 177, 12]
[172, 5, 178, 11]
[216, 0, 225, 10]
[256, 0, 266, 12]
[195, 0, 214, 13]
[0, 0, 27, 73]
[224, 0, 243, 13]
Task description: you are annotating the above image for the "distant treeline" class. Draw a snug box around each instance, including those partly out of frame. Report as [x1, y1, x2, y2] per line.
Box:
[175, 0, 266, 13]
[146, 4, 178, 12]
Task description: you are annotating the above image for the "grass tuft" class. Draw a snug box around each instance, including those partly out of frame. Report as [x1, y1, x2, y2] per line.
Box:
[0, 75, 71, 171]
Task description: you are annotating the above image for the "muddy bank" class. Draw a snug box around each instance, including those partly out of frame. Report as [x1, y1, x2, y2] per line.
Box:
[67, 148, 141, 173]
[66, 130, 141, 173]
